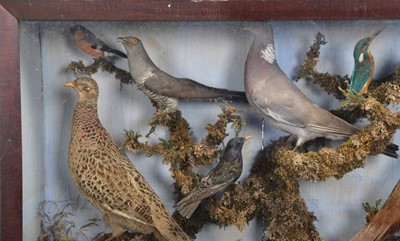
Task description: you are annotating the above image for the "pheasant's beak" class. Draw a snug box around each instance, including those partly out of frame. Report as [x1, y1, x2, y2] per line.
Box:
[244, 136, 253, 141]
[64, 82, 76, 88]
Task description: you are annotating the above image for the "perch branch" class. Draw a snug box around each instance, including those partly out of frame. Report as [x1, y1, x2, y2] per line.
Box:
[66, 58, 133, 85]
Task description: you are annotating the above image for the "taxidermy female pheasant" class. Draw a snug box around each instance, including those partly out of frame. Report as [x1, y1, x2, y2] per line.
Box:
[65, 77, 192, 241]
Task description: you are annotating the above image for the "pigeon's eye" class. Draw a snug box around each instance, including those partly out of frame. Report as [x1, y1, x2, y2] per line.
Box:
[131, 39, 138, 44]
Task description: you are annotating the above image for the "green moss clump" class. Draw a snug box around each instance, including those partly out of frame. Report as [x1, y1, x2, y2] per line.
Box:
[298, 32, 327, 79]
[362, 199, 382, 224]
[194, 106, 245, 161]
[208, 184, 257, 231]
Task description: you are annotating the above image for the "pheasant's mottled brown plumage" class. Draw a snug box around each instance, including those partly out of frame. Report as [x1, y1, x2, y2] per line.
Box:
[65, 77, 192, 241]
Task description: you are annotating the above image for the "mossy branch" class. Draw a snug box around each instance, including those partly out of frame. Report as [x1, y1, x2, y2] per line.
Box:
[297, 32, 348, 100]
[204, 143, 322, 240]
[272, 95, 399, 183]
[298, 32, 327, 78]
[66, 59, 133, 85]
[194, 105, 245, 162]
[123, 106, 245, 191]
[122, 107, 245, 238]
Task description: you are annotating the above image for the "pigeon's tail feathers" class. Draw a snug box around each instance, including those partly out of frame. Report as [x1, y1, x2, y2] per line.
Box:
[383, 142, 399, 158]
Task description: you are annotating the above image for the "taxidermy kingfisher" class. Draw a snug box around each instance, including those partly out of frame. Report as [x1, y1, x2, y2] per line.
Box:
[348, 27, 385, 94]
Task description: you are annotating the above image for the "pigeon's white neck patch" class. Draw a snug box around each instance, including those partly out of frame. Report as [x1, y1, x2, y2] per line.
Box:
[260, 44, 276, 64]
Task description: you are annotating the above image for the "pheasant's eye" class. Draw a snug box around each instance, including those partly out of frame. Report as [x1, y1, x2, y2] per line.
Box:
[82, 84, 91, 91]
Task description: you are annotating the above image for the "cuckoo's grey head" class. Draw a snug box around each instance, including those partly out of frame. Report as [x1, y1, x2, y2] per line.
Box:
[118, 36, 144, 51]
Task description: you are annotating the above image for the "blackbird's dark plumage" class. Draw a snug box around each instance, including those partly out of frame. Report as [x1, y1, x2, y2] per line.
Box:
[176, 136, 251, 219]
[119, 36, 248, 113]
[70, 25, 127, 58]
[65, 77, 192, 241]
[244, 24, 398, 158]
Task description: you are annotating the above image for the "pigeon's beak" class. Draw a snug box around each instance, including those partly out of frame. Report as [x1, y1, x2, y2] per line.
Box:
[244, 136, 253, 141]
[64, 82, 76, 88]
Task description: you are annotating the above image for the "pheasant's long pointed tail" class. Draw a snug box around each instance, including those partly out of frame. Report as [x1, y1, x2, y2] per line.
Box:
[154, 216, 193, 241]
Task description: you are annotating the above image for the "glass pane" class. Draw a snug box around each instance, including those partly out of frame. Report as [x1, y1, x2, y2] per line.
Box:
[21, 20, 400, 241]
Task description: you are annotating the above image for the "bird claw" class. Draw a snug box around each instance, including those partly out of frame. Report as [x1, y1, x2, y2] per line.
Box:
[146, 109, 171, 137]
[338, 79, 351, 95]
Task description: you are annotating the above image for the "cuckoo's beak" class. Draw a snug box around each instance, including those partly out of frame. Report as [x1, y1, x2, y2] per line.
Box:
[117, 37, 129, 44]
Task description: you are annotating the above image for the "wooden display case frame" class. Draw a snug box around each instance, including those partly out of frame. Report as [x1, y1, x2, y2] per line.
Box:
[1, 1, 399, 240]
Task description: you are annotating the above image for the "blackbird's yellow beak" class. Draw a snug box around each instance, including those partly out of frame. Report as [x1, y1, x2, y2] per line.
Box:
[64, 82, 76, 88]
[244, 136, 253, 141]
